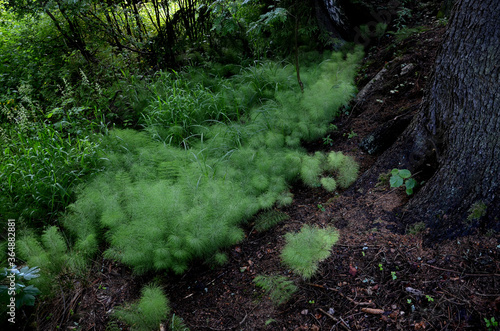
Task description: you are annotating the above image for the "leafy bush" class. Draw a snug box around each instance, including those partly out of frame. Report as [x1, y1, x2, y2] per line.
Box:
[254, 274, 297, 306]
[113, 285, 170, 331]
[0, 11, 68, 107]
[281, 225, 339, 279]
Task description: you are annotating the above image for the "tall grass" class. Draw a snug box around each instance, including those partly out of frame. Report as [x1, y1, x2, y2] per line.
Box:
[0, 122, 102, 225]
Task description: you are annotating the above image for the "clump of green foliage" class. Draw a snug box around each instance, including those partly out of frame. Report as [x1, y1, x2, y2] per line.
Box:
[0, 266, 40, 308]
[113, 285, 170, 331]
[253, 274, 297, 306]
[407, 221, 427, 235]
[326, 151, 359, 189]
[484, 317, 499, 331]
[467, 201, 487, 222]
[0, 123, 101, 223]
[281, 225, 339, 279]
[0, 76, 104, 225]
[16, 226, 88, 295]
[390, 169, 417, 195]
[63, 50, 362, 275]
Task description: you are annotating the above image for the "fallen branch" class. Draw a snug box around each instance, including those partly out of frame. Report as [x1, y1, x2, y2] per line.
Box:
[361, 308, 385, 315]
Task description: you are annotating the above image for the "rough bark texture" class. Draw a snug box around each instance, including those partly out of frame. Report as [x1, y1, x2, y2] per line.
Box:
[314, 0, 352, 40]
[375, 0, 500, 240]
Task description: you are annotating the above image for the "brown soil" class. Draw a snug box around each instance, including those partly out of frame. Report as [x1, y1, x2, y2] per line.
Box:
[24, 17, 500, 331]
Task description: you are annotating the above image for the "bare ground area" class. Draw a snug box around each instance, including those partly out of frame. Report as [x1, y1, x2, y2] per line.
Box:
[23, 19, 500, 331]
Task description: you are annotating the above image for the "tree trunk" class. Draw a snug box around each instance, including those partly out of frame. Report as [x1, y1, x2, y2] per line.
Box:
[375, 0, 500, 240]
[314, 0, 352, 41]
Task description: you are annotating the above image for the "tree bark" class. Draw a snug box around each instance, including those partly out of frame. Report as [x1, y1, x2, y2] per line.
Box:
[374, 0, 500, 240]
[314, 0, 352, 41]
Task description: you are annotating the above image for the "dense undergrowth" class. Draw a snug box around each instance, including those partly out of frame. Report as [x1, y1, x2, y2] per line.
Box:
[0, 1, 365, 327]
[59, 50, 362, 275]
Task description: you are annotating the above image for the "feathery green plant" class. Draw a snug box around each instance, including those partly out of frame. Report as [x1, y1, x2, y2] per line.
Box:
[281, 225, 339, 280]
[63, 49, 362, 275]
[254, 274, 297, 306]
[254, 210, 290, 232]
[113, 284, 169, 331]
[16, 226, 87, 295]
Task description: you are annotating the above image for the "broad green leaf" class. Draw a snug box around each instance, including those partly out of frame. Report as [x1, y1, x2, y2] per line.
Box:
[399, 169, 411, 179]
[390, 175, 403, 188]
[405, 178, 417, 190]
[15, 285, 40, 307]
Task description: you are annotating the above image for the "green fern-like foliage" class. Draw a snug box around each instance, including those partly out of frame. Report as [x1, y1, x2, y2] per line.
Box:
[467, 201, 487, 222]
[320, 177, 337, 192]
[113, 284, 169, 331]
[62, 50, 362, 275]
[254, 210, 290, 232]
[17, 226, 86, 295]
[254, 274, 297, 306]
[326, 151, 359, 188]
[281, 225, 339, 280]
[299, 152, 324, 187]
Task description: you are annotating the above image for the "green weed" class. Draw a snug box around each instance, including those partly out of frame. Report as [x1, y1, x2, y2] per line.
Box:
[467, 201, 487, 222]
[390, 169, 417, 195]
[0, 123, 102, 223]
[281, 225, 339, 279]
[16, 226, 88, 296]
[485, 317, 498, 330]
[113, 285, 170, 331]
[254, 274, 297, 306]
[0, 266, 41, 308]
[407, 221, 426, 235]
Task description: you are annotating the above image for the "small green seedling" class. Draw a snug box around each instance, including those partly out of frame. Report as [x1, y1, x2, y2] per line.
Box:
[378, 263, 383, 271]
[391, 271, 397, 280]
[323, 135, 333, 146]
[425, 294, 434, 302]
[390, 169, 417, 195]
[485, 317, 498, 330]
[343, 129, 358, 139]
[317, 204, 326, 212]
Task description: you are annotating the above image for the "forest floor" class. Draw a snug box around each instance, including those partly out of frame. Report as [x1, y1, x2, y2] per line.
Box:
[32, 14, 500, 331]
